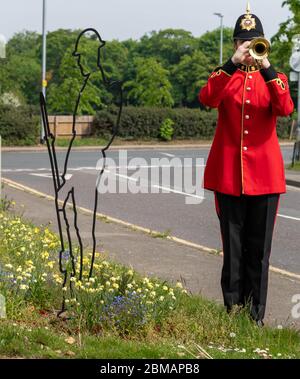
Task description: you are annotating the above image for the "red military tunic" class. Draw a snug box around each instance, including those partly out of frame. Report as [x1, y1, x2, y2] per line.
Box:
[199, 60, 294, 196]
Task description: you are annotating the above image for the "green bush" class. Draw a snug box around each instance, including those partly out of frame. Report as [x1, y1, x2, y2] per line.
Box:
[93, 106, 218, 140]
[0, 104, 39, 146]
[93, 106, 293, 141]
[159, 118, 174, 141]
[277, 116, 293, 139]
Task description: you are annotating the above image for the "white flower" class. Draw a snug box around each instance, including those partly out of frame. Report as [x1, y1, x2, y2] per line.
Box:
[277, 325, 283, 330]
[229, 332, 236, 338]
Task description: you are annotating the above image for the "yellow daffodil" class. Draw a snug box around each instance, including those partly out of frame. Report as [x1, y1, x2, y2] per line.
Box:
[47, 261, 55, 269]
[41, 251, 49, 260]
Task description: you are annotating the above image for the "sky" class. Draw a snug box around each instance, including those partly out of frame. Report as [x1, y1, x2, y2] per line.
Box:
[0, 0, 292, 42]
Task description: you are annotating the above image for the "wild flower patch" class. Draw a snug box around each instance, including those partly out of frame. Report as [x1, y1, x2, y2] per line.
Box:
[0, 211, 187, 334]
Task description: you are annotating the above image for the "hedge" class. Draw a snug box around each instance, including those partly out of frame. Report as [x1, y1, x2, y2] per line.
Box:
[0, 104, 39, 146]
[93, 106, 293, 140]
[0, 104, 293, 146]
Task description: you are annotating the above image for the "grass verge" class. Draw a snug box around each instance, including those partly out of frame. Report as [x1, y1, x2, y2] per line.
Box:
[0, 205, 299, 359]
[287, 162, 300, 171]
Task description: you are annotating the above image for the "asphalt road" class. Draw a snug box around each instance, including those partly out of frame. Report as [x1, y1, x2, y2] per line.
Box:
[2, 146, 300, 275]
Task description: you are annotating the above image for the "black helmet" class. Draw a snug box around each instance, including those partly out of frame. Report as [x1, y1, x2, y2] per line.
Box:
[233, 3, 264, 40]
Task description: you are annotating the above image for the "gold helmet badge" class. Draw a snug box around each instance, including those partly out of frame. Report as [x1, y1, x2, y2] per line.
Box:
[240, 2, 256, 31]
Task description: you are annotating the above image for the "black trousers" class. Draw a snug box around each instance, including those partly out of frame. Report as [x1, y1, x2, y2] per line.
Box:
[214, 191, 280, 321]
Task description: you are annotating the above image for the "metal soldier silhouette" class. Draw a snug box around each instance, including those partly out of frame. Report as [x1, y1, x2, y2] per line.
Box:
[40, 28, 123, 314]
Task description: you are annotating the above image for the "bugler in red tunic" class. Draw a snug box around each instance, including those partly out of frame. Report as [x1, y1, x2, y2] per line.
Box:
[199, 60, 294, 196]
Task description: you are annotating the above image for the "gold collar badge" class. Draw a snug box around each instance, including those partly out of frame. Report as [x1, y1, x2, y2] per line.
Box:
[240, 2, 256, 31]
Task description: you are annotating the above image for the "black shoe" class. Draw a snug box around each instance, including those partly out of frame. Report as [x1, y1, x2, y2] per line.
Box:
[256, 320, 264, 328]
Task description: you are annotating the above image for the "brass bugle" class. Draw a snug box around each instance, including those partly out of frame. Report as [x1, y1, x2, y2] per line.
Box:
[249, 37, 271, 60]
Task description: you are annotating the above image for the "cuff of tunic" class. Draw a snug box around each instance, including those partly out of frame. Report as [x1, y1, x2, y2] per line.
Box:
[222, 59, 238, 76]
[260, 65, 278, 82]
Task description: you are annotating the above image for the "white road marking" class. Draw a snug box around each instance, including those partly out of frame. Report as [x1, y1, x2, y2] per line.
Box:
[103, 169, 205, 199]
[160, 152, 176, 157]
[286, 185, 300, 192]
[2, 166, 300, 220]
[29, 173, 73, 180]
[152, 184, 205, 199]
[2, 164, 205, 172]
[278, 213, 300, 221]
[2, 168, 50, 172]
[30, 173, 53, 178]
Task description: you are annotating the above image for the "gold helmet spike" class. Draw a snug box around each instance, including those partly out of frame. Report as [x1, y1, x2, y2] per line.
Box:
[246, 1, 251, 14]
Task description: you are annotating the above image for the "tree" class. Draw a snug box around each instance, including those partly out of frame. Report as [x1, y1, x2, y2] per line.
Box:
[47, 46, 106, 115]
[7, 31, 40, 57]
[137, 29, 197, 66]
[197, 27, 234, 68]
[1, 31, 41, 105]
[270, 0, 300, 102]
[103, 40, 129, 80]
[124, 57, 174, 107]
[271, 0, 300, 73]
[172, 50, 211, 107]
[40, 29, 81, 85]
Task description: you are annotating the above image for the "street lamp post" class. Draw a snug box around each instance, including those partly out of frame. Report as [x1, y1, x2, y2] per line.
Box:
[214, 13, 224, 65]
[41, 0, 47, 143]
[0, 34, 6, 96]
[0, 34, 6, 200]
[290, 35, 300, 142]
